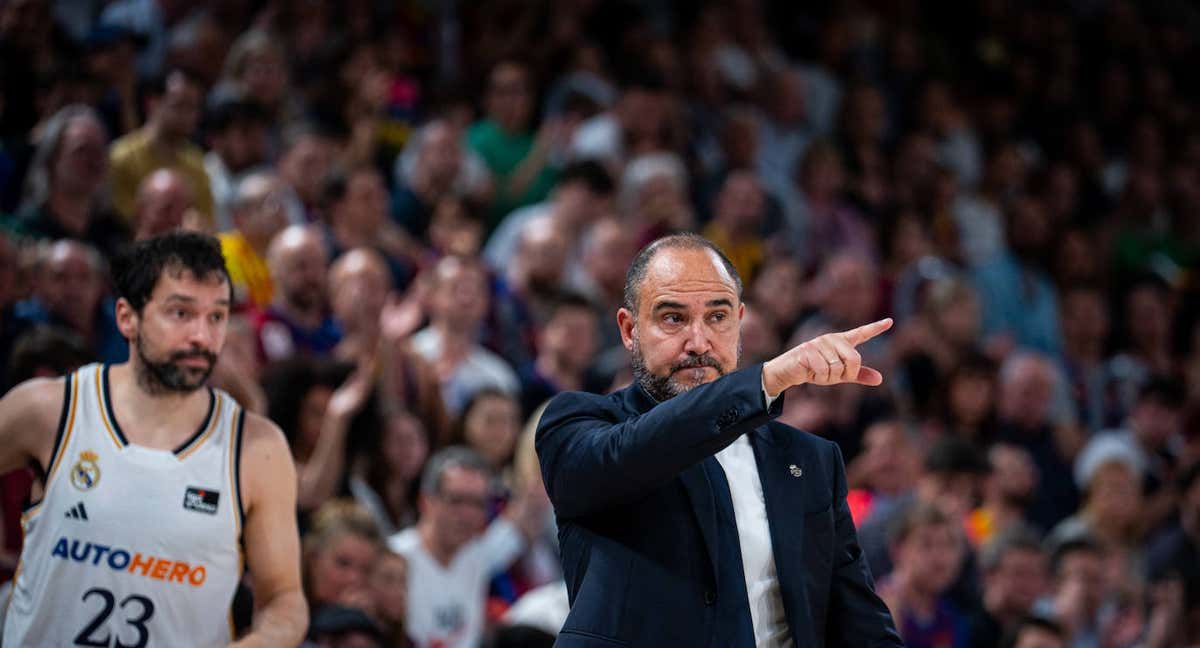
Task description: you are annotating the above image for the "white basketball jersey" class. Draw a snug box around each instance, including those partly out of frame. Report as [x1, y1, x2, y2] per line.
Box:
[4, 364, 246, 648]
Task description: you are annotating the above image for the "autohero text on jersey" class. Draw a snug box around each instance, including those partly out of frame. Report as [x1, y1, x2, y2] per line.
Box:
[50, 536, 208, 586]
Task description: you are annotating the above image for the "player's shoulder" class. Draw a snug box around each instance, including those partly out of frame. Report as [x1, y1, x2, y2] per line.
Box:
[2, 376, 68, 425]
[238, 410, 292, 463]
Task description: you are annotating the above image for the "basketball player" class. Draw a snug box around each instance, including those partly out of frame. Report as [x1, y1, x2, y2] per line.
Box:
[0, 232, 307, 646]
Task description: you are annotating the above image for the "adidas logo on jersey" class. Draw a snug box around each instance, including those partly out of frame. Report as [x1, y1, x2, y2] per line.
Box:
[64, 502, 88, 521]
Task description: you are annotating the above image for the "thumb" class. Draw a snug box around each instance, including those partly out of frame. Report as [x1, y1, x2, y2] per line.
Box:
[854, 366, 884, 386]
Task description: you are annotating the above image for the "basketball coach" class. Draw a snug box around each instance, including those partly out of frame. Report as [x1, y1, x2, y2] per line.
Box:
[536, 233, 903, 647]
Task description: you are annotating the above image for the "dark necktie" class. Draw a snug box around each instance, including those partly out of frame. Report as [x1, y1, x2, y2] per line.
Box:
[703, 456, 757, 648]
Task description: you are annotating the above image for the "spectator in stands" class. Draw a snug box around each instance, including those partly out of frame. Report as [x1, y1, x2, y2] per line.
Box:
[502, 216, 570, 326]
[349, 410, 430, 537]
[969, 443, 1038, 548]
[1001, 616, 1066, 648]
[388, 447, 546, 648]
[132, 167, 200, 240]
[411, 255, 519, 415]
[572, 216, 636, 353]
[469, 59, 562, 227]
[1059, 284, 1113, 433]
[304, 501, 384, 616]
[0, 233, 23, 376]
[788, 140, 875, 269]
[1146, 463, 1200, 644]
[4, 104, 129, 258]
[878, 502, 971, 648]
[702, 170, 769, 281]
[109, 69, 214, 229]
[278, 123, 338, 225]
[220, 172, 289, 309]
[392, 119, 492, 241]
[203, 99, 269, 231]
[322, 165, 416, 290]
[845, 419, 923, 528]
[484, 159, 614, 274]
[258, 225, 340, 362]
[1035, 537, 1107, 648]
[996, 353, 1081, 532]
[969, 528, 1050, 648]
[453, 389, 521, 475]
[13, 239, 125, 363]
[366, 549, 414, 647]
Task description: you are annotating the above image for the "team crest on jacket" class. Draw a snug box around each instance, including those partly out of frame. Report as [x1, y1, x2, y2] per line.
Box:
[70, 450, 100, 491]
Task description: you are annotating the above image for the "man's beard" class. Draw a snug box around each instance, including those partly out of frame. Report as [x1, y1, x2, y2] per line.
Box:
[630, 334, 732, 402]
[135, 333, 217, 394]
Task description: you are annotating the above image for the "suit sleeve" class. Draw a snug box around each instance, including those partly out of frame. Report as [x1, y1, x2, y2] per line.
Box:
[826, 443, 905, 647]
[536, 364, 783, 519]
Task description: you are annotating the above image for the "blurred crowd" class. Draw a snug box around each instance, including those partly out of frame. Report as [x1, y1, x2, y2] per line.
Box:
[1, 0, 1200, 647]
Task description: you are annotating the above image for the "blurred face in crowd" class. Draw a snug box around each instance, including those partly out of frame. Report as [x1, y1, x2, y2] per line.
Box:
[894, 521, 963, 596]
[751, 258, 804, 330]
[541, 304, 598, 371]
[368, 552, 408, 627]
[1060, 287, 1109, 354]
[416, 121, 462, 190]
[268, 226, 329, 314]
[515, 218, 569, 293]
[241, 47, 287, 107]
[422, 466, 491, 554]
[555, 181, 612, 231]
[135, 169, 196, 240]
[999, 355, 1056, 429]
[819, 255, 878, 327]
[281, 134, 335, 206]
[618, 245, 743, 402]
[948, 368, 994, 428]
[858, 421, 920, 495]
[0, 235, 16, 309]
[383, 413, 428, 482]
[486, 62, 533, 134]
[1126, 284, 1170, 352]
[986, 547, 1048, 617]
[1013, 626, 1065, 648]
[232, 174, 289, 250]
[1086, 461, 1141, 528]
[1131, 395, 1180, 449]
[618, 87, 670, 145]
[1055, 548, 1105, 614]
[800, 146, 844, 201]
[154, 72, 203, 142]
[428, 196, 482, 257]
[38, 241, 104, 332]
[211, 118, 268, 174]
[1008, 196, 1052, 263]
[428, 256, 489, 332]
[308, 531, 378, 607]
[917, 469, 980, 522]
[986, 444, 1036, 507]
[462, 393, 520, 468]
[713, 171, 765, 235]
[54, 115, 108, 198]
[583, 218, 636, 299]
[329, 249, 390, 333]
[334, 169, 388, 236]
[737, 304, 779, 367]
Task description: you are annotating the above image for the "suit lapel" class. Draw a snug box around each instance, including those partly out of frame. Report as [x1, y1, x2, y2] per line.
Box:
[679, 461, 721, 583]
[749, 425, 809, 629]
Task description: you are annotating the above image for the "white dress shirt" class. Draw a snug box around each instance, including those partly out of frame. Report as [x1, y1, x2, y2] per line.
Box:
[706, 386, 794, 647]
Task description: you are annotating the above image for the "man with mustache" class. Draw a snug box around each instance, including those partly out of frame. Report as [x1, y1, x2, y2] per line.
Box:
[0, 232, 307, 646]
[537, 233, 902, 647]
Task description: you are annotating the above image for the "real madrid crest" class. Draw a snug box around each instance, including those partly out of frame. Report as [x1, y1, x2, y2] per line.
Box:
[70, 450, 100, 491]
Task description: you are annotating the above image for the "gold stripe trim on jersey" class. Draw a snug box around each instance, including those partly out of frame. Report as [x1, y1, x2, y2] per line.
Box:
[45, 374, 80, 487]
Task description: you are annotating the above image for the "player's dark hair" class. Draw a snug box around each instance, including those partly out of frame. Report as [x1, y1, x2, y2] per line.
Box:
[623, 233, 742, 315]
[111, 231, 232, 313]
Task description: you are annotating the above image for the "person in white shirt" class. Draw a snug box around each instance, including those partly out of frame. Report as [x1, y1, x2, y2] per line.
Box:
[389, 447, 547, 648]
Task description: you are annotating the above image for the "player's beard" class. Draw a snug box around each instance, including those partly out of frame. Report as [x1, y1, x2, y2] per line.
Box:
[135, 332, 217, 394]
[630, 333, 735, 402]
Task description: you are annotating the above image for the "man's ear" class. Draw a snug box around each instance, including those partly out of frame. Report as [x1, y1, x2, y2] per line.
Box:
[114, 298, 139, 341]
[617, 308, 635, 352]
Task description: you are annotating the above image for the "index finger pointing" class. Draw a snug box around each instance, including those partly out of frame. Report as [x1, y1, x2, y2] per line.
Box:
[841, 318, 894, 346]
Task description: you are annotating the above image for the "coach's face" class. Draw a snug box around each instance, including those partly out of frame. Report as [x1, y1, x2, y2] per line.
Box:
[618, 246, 743, 401]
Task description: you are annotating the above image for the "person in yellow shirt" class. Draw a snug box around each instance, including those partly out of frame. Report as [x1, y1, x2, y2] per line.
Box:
[109, 68, 215, 230]
[219, 172, 288, 308]
[701, 170, 768, 282]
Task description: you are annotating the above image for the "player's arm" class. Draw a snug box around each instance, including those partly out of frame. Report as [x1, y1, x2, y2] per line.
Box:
[230, 414, 308, 648]
[0, 378, 65, 476]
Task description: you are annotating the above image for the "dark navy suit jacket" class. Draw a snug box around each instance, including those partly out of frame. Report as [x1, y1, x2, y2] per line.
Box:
[536, 364, 902, 647]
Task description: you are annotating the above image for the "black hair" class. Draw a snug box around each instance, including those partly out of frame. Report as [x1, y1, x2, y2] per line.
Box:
[556, 160, 615, 196]
[1047, 535, 1103, 577]
[260, 358, 354, 449]
[5, 325, 94, 389]
[204, 99, 267, 134]
[450, 387, 517, 449]
[111, 231, 232, 313]
[924, 437, 990, 476]
[547, 291, 597, 317]
[623, 233, 743, 315]
[1000, 615, 1066, 648]
[1136, 375, 1185, 410]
